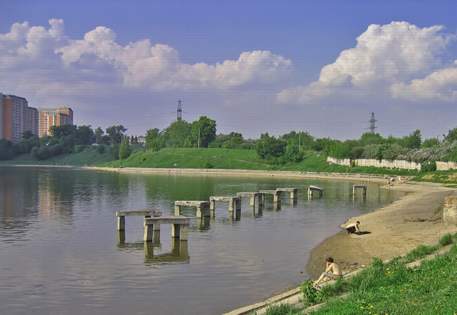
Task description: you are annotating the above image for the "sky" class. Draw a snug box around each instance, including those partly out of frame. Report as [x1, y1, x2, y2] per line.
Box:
[1, 0, 457, 139]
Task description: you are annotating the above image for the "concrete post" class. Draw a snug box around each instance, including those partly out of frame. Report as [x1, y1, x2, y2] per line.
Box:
[210, 199, 216, 211]
[117, 216, 125, 231]
[144, 222, 153, 242]
[174, 205, 181, 216]
[249, 196, 255, 206]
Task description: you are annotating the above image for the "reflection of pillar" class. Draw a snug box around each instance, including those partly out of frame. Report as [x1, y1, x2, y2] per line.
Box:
[210, 199, 216, 218]
[249, 196, 255, 206]
[153, 229, 161, 244]
[233, 208, 241, 221]
[274, 200, 281, 211]
[144, 220, 153, 242]
[117, 230, 125, 244]
[258, 194, 264, 209]
[273, 191, 280, 203]
[171, 239, 189, 259]
[196, 206, 202, 218]
[172, 224, 188, 240]
[144, 241, 154, 258]
[199, 216, 210, 230]
[117, 216, 125, 231]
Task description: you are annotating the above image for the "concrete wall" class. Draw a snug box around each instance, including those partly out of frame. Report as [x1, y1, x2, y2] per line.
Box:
[436, 161, 457, 171]
[327, 157, 421, 171]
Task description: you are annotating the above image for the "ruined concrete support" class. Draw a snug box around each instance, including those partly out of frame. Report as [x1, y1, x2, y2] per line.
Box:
[307, 185, 324, 199]
[174, 200, 210, 218]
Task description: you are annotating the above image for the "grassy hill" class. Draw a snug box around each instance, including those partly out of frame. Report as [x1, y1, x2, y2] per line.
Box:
[0, 146, 114, 166]
[104, 148, 417, 176]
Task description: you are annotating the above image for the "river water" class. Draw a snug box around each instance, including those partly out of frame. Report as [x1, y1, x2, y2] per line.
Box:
[0, 167, 404, 315]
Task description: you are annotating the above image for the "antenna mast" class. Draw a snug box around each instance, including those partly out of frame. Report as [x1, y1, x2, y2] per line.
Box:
[369, 112, 377, 133]
[177, 100, 183, 121]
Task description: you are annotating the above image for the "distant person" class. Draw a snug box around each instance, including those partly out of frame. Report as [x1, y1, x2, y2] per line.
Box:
[313, 257, 342, 287]
[346, 221, 360, 234]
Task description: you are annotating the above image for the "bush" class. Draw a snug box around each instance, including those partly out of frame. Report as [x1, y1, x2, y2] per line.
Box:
[97, 144, 106, 154]
[265, 304, 297, 315]
[421, 161, 437, 172]
[439, 233, 453, 247]
[301, 280, 324, 305]
[256, 133, 286, 160]
[75, 145, 87, 153]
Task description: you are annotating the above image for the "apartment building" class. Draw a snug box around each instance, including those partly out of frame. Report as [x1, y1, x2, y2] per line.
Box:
[38, 107, 74, 137]
[0, 94, 38, 143]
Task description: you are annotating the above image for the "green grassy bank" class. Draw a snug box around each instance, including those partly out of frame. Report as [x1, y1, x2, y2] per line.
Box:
[104, 148, 417, 176]
[266, 234, 457, 315]
[2, 147, 454, 180]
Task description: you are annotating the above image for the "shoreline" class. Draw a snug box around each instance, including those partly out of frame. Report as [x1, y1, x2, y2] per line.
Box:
[306, 182, 457, 278]
[226, 181, 457, 314]
[1, 164, 395, 183]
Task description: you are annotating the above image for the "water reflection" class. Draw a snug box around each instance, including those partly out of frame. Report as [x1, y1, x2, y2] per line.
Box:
[144, 240, 189, 264]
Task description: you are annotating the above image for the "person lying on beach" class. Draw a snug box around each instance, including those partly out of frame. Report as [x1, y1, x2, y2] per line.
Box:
[345, 221, 360, 234]
[313, 257, 342, 287]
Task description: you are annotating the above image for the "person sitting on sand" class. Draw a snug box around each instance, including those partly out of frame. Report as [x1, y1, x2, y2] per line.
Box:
[313, 257, 342, 287]
[345, 221, 360, 234]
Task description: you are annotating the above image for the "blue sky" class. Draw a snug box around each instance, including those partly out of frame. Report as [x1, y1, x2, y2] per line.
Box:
[1, 0, 457, 138]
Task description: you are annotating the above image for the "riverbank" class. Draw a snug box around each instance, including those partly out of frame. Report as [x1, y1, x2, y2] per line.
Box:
[306, 182, 457, 278]
[1, 163, 399, 184]
[226, 181, 457, 314]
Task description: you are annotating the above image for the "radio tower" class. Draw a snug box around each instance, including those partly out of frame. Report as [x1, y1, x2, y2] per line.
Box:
[177, 100, 183, 121]
[369, 112, 377, 133]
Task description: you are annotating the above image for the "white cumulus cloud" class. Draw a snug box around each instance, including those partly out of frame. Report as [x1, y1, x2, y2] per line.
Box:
[278, 21, 455, 104]
[0, 18, 292, 97]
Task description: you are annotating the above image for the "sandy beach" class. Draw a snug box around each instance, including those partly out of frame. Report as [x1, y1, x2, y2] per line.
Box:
[307, 182, 457, 278]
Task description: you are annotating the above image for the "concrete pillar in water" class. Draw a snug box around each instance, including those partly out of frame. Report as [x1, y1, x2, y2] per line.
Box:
[443, 196, 457, 225]
[144, 221, 153, 242]
[174, 205, 181, 216]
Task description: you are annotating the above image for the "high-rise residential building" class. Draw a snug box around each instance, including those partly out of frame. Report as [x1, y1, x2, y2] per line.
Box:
[0, 93, 38, 143]
[38, 107, 74, 137]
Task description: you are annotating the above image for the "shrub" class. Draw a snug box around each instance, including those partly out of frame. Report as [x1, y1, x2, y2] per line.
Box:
[421, 161, 437, 172]
[265, 304, 297, 315]
[301, 280, 324, 305]
[439, 233, 453, 247]
[97, 144, 106, 154]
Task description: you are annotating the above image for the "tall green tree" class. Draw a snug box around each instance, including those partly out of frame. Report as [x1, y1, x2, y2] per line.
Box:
[106, 125, 127, 145]
[255, 133, 286, 160]
[119, 137, 131, 159]
[145, 128, 163, 151]
[163, 120, 191, 147]
[191, 116, 216, 148]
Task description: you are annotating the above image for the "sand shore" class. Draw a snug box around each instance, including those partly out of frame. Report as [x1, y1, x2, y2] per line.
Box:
[307, 182, 457, 278]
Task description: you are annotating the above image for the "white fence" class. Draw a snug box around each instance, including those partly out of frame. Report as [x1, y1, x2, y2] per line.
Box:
[436, 161, 457, 171]
[327, 157, 421, 171]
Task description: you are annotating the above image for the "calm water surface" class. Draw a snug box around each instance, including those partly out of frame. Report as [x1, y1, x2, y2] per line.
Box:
[0, 167, 404, 315]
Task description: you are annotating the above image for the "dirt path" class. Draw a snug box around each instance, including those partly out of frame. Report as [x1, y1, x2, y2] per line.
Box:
[307, 182, 457, 278]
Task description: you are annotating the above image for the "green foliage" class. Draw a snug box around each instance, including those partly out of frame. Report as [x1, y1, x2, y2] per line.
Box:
[444, 128, 457, 142]
[422, 138, 440, 148]
[439, 233, 453, 247]
[265, 304, 298, 315]
[209, 132, 246, 149]
[145, 128, 163, 151]
[401, 129, 422, 149]
[421, 160, 437, 172]
[0, 140, 15, 160]
[256, 133, 286, 160]
[301, 280, 325, 305]
[119, 138, 131, 160]
[190, 116, 216, 148]
[106, 125, 127, 145]
[163, 120, 192, 147]
[284, 144, 304, 163]
[404, 244, 439, 263]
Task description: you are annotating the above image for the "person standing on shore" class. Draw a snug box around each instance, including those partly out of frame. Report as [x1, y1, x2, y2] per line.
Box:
[313, 257, 342, 287]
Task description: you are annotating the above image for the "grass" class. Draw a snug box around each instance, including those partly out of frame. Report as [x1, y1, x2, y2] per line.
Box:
[0, 146, 114, 166]
[104, 148, 418, 176]
[267, 233, 457, 315]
